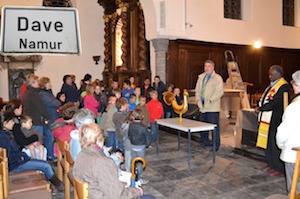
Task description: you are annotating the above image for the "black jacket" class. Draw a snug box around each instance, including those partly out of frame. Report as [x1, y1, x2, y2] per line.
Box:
[0, 130, 30, 171]
[13, 123, 38, 149]
[128, 122, 149, 146]
[23, 86, 50, 126]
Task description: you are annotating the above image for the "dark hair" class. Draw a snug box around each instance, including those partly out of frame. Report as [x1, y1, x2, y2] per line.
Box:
[20, 114, 31, 125]
[123, 80, 131, 86]
[83, 74, 92, 82]
[116, 98, 128, 110]
[63, 75, 71, 83]
[154, 75, 160, 79]
[130, 94, 136, 99]
[60, 102, 78, 120]
[5, 99, 22, 114]
[56, 92, 66, 102]
[0, 111, 15, 130]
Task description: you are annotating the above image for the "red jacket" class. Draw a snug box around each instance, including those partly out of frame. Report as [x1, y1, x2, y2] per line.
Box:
[147, 99, 164, 122]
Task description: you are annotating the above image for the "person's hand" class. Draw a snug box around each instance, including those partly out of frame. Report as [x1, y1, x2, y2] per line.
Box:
[65, 119, 74, 123]
[254, 106, 260, 113]
[115, 152, 124, 163]
[33, 141, 39, 146]
[74, 102, 80, 108]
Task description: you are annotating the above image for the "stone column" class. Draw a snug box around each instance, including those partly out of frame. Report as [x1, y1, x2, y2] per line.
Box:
[152, 39, 169, 83]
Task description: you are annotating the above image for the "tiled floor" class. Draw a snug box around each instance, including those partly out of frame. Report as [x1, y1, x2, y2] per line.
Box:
[53, 119, 287, 199]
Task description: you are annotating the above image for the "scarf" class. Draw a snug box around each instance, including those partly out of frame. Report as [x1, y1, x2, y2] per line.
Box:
[256, 77, 288, 149]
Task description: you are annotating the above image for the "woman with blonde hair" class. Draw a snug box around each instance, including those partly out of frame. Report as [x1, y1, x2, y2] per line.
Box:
[73, 123, 154, 199]
[39, 77, 61, 125]
[83, 84, 100, 117]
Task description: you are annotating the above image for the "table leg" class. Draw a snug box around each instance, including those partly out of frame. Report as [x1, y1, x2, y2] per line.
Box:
[156, 122, 159, 155]
[188, 130, 191, 174]
[178, 130, 181, 151]
[213, 127, 216, 164]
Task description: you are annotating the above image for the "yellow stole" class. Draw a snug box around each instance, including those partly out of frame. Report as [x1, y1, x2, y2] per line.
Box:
[256, 77, 288, 149]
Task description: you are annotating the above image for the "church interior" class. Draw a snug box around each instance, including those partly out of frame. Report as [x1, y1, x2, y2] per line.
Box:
[0, 0, 300, 198]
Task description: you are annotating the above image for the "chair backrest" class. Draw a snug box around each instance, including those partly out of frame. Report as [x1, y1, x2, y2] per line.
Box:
[64, 142, 74, 166]
[0, 148, 6, 159]
[74, 176, 88, 199]
[55, 138, 66, 181]
[290, 147, 300, 199]
[0, 157, 9, 198]
[0, 175, 4, 199]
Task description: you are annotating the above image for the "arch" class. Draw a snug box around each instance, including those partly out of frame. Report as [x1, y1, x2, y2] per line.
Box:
[139, 0, 158, 40]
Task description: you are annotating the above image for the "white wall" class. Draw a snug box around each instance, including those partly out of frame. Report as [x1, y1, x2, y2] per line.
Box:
[142, 0, 300, 49]
[0, 0, 105, 101]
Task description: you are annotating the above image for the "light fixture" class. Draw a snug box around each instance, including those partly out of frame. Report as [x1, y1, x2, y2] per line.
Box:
[93, 55, 101, 65]
[253, 40, 262, 49]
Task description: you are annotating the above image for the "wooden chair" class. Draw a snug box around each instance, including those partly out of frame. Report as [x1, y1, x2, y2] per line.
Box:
[55, 138, 66, 181]
[0, 148, 50, 198]
[264, 147, 300, 199]
[74, 176, 89, 199]
[63, 141, 74, 199]
[0, 175, 4, 199]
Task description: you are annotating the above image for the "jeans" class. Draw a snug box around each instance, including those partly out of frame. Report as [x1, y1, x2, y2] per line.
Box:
[150, 122, 158, 142]
[116, 139, 124, 152]
[165, 112, 171, 118]
[10, 159, 54, 180]
[124, 149, 132, 172]
[140, 195, 155, 199]
[199, 112, 220, 148]
[107, 131, 116, 150]
[32, 125, 55, 161]
[131, 148, 145, 180]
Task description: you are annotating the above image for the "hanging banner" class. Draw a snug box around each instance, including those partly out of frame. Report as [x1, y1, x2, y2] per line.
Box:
[0, 6, 82, 55]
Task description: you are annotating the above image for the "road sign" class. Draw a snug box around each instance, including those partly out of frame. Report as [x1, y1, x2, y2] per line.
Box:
[0, 6, 82, 55]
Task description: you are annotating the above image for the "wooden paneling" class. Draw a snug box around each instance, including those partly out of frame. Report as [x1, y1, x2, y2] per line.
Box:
[167, 39, 300, 94]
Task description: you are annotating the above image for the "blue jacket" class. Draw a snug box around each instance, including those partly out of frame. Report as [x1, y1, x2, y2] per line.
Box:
[0, 130, 30, 171]
[39, 89, 61, 124]
[121, 88, 134, 102]
[60, 83, 80, 103]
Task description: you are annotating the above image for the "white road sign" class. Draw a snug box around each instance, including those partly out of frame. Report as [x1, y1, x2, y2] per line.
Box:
[0, 6, 82, 55]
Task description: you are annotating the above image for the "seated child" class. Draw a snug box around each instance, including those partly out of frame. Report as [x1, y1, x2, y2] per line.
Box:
[20, 115, 45, 160]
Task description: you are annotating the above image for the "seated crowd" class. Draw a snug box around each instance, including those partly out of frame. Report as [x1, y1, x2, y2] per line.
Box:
[0, 73, 183, 198]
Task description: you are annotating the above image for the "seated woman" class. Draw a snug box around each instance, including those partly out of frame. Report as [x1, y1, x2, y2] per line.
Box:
[5, 99, 47, 160]
[51, 102, 77, 156]
[0, 111, 64, 191]
[73, 123, 155, 199]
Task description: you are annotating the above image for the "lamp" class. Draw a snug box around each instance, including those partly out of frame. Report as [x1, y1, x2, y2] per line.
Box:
[93, 55, 101, 65]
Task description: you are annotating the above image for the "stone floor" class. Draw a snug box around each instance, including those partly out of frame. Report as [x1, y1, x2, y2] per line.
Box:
[53, 120, 287, 199]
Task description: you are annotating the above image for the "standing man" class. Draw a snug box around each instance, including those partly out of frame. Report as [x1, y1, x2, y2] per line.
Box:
[23, 74, 56, 162]
[255, 65, 290, 176]
[195, 60, 224, 151]
[153, 76, 167, 117]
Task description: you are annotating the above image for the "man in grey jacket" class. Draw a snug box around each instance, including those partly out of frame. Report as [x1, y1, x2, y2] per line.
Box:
[195, 60, 224, 151]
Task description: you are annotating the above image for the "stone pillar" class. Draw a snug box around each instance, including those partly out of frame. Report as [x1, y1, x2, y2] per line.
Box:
[152, 39, 169, 83]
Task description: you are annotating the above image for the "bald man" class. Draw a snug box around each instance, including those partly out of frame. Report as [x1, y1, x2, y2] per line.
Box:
[255, 65, 290, 176]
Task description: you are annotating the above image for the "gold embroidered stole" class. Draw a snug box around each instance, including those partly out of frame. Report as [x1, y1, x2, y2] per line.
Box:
[256, 78, 288, 149]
